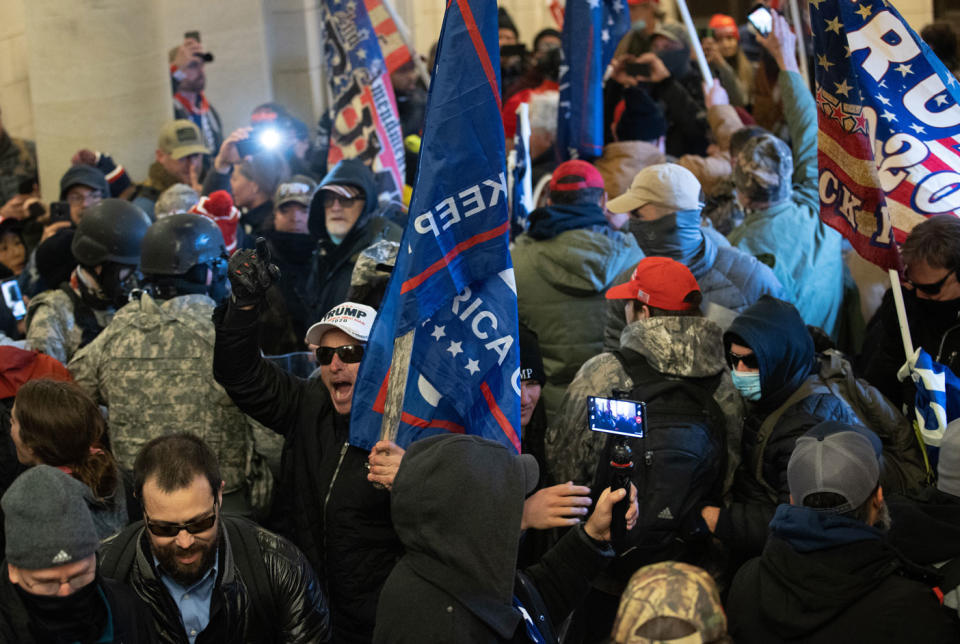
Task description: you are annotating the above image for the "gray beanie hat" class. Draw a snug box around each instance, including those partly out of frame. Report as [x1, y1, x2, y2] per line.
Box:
[2, 465, 99, 570]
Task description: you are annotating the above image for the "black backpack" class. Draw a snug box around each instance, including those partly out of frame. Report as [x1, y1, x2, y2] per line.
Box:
[592, 349, 727, 564]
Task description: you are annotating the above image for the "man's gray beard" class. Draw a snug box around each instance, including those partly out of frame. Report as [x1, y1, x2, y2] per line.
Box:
[873, 500, 893, 532]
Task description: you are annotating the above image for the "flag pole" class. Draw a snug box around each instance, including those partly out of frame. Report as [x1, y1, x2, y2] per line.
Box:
[380, 0, 431, 89]
[889, 268, 915, 359]
[516, 102, 534, 214]
[379, 330, 415, 443]
[675, 0, 712, 84]
[786, 0, 810, 90]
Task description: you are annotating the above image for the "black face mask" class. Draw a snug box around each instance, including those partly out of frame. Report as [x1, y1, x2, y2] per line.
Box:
[16, 576, 108, 643]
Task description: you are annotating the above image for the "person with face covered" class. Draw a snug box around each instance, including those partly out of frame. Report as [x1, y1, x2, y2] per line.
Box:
[0, 466, 155, 643]
[858, 215, 960, 410]
[25, 199, 151, 364]
[373, 433, 637, 644]
[99, 433, 330, 643]
[602, 163, 785, 352]
[699, 296, 864, 556]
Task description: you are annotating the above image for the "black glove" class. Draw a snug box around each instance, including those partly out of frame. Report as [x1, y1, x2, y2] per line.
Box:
[228, 237, 281, 307]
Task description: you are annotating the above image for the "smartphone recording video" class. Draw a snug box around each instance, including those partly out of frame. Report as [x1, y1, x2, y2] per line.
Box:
[747, 5, 773, 36]
[2, 279, 26, 320]
[587, 396, 646, 439]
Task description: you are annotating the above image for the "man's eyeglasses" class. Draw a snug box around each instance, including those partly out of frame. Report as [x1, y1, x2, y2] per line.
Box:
[727, 351, 760, 370]
[906, 268, 956, 296]
[18, 568, 96, 596]
[144, 503, 217, 538]
[322, 193, 359, 209]
[316, 344, 365, 365]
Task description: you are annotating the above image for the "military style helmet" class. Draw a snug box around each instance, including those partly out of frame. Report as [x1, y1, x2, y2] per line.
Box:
[140, 213, 227, 276]
[71, 199, 152, 267]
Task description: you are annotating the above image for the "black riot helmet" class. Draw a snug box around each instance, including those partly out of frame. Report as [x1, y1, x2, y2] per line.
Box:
[71, 199, 152, 268]
[140, 213, 229, 300]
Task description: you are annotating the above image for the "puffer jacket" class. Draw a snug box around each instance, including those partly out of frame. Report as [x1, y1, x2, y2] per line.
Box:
[98, 516, 330, 643]
[603, 222, 786, 351]
[213, 301, 402, 644]
[716, 297, 859, 555]
[547, 315, 744, 492]
[305, 159, 402, 321]
[514, 205, 644, 423]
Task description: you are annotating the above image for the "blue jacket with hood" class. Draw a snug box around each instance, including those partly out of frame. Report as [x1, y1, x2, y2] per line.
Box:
[305, 159, 402, 321]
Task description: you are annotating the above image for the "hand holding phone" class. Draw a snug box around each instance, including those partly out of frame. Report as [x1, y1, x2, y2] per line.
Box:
[747, 5, 773, 37]
[2, 279, 26, 320]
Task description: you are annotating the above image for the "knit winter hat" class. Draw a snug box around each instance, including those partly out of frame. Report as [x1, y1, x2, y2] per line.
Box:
[3, 465, 98, 570]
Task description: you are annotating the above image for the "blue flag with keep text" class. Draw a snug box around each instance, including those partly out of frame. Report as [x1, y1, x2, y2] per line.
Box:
[349, 0, 522, 453]
[557, 0, 630, 160]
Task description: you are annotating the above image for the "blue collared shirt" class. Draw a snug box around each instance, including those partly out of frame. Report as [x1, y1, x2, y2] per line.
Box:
[155, 552, 219, 644]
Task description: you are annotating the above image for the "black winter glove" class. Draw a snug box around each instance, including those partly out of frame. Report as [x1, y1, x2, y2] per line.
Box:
[228, 238, 281, 307]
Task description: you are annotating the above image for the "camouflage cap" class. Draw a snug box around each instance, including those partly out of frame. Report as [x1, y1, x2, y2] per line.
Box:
[732, 133, 793, 206]
[611, 561, 728, 644]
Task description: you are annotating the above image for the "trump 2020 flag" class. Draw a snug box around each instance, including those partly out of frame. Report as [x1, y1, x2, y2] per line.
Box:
[321, 0, 406, 204]
[811, 0, 960, 271]
[901, 348, 960, 461]
[349, 0, 522, 453]
[557, 0, 630, 160]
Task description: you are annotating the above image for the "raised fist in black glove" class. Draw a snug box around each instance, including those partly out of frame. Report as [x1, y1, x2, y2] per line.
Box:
[228, 238, 281, 307]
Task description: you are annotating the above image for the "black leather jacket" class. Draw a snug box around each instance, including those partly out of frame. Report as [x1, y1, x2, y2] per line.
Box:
[99, 516, 330, 643]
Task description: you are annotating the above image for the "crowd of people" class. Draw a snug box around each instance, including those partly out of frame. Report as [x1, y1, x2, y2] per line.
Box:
[0, 2, 960, 643]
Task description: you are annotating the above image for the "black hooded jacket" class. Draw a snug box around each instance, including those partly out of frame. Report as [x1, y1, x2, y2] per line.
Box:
[858, 288, 960, 409]
[373, 434, 613, 644]
[305, 159, 401, 321]
[718, 297, 860, 554]
[888, 487, 960, 566]
[727, 504, 957, 643]
[213, 302, 401, 644]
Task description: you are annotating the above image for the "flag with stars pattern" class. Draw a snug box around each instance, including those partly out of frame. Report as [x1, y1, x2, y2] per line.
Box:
[349, 0, 522, 453]
[556, 0, 630, 160]
[321, 0, 406, 206]
[811, 0, 960, 270]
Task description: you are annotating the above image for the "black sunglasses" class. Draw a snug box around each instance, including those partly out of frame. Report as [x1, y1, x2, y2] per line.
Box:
[316, 344, 365, 365]
[322, 193, 359, 208]
[727, 350, 760, 370]
[145, 504, 217, 538]
[906, 269, 956, 296]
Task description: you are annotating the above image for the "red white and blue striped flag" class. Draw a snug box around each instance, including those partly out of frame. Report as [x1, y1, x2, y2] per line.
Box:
[811, 0, 960, 270]
[349, 0, 521, 452]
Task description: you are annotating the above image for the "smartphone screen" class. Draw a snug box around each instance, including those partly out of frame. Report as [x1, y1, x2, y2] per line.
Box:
[748, 7, 773, 36]
[587, 396, 646, 438]
[2, 279, 26, 320]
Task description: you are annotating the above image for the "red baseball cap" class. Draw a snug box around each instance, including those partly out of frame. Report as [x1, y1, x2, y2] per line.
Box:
[549, 160, 605, 192]
[605, 257, 700, 311]
[709, 14, 739, 39]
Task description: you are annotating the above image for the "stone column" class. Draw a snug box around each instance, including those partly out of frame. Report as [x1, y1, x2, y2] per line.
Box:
[23, 0, 171, 198]
[0, 0, 33, 141]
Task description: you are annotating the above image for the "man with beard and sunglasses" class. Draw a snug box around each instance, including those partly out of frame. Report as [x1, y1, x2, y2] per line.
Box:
[727, 422, 958, 643]
[0, 465, 155, 643]
[859, 215, 960, 411]
[99, 433, 330, 643]
[213, 275, 403, 643]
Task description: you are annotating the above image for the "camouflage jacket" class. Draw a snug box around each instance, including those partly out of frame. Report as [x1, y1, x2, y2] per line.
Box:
[25, 287, 113, 364]
[68, 293, 257, 492]
[0, 131, 37, 205]
[545, 316, 744, 492]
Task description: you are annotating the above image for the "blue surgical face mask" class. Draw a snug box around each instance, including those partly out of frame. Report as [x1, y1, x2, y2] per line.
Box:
[730, 370, 762, 401]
